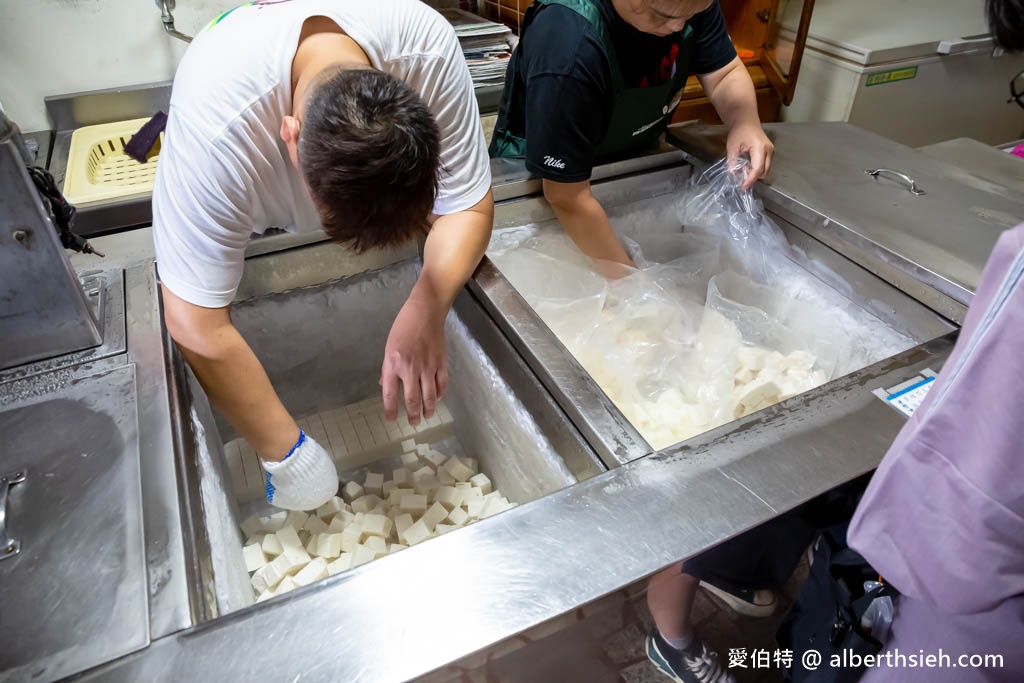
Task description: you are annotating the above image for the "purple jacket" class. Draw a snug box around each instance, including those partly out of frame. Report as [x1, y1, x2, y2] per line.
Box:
[848, 224, 1024, 682]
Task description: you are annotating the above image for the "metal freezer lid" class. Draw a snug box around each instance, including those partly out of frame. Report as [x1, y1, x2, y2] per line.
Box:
[667, 122, 1024, 313]
[780, 0, 993, 65]
[0, 364, 148, 683]
[918, 137, 1024, 194]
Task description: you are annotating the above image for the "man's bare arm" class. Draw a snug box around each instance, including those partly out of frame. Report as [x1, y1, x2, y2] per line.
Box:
[162, 285, 299, 461]
[381, 190, 494, 423]
[543, 178, 634, 266]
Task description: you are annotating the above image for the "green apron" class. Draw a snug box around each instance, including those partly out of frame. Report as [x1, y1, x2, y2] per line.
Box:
[490, 0, 695, 162]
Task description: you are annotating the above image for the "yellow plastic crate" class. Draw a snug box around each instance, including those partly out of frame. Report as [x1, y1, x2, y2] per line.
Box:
[62, 117, 163, 207]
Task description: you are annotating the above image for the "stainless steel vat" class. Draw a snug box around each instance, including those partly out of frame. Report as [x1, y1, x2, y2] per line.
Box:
[473, 163, 958, 467]
[175, 253, 606, 618]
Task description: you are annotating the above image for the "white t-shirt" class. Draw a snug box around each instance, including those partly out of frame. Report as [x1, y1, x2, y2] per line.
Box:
[152, 0, 491, 308]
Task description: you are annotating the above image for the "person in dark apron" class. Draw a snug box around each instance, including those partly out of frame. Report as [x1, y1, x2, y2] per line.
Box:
[490, 0, 773, 268]
[493, 3, 774, 681]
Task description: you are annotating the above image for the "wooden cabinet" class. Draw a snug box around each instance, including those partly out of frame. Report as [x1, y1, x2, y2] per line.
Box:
[673, 0, 816, 124]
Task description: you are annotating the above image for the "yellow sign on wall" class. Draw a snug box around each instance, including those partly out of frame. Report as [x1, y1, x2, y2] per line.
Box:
[865, 67, 918, 87]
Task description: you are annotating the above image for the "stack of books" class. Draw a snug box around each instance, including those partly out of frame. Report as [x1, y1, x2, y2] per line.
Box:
[440, 8, 514, 89]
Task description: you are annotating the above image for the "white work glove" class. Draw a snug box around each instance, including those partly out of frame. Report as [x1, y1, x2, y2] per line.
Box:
[262, 431, 338, 511]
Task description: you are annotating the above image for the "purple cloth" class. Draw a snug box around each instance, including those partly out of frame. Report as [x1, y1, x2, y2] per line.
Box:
[123, 111, 167, 163]
[848, 224, 1024, 682]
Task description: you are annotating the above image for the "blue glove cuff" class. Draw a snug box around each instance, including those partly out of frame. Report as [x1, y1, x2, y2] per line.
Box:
[283, 429, 306, 462]
[266, 430, 306, 502]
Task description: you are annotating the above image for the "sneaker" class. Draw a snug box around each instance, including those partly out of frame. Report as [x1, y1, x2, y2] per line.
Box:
[645, 630, 736, 683]
[700, 581, 777, 617]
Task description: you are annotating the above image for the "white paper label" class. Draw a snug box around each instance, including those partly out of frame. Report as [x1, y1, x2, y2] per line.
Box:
[885, 377, 936, 418]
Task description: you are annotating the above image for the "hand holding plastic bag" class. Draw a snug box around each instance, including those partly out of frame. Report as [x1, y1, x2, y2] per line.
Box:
[679, 157, 789, 284]
[725, 122, 775, 190]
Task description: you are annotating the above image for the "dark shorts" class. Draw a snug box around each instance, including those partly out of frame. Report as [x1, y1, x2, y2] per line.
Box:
[683, 509, 815, 592]
[682, 475, 872, 592]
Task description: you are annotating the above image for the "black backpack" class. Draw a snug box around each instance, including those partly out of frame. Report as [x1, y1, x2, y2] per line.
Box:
[777, 524, 896, 683]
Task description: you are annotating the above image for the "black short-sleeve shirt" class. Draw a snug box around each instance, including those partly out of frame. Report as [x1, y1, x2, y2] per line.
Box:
[495, 0, 736, 182]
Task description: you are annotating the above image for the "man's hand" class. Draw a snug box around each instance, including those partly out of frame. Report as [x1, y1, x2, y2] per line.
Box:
[593, 258, 637, 280]
[263, 431, 339, 510]
[726, 122, 774, 190]
[379, 190, 493, 424]
[698, 56, 774, 190]
[381, 289, 449, 426]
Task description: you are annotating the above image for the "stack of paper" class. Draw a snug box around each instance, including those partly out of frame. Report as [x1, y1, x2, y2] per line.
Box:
[440, 8, 514, 89]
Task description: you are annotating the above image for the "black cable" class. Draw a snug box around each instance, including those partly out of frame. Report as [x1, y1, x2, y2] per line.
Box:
[27, 166, 104, 256]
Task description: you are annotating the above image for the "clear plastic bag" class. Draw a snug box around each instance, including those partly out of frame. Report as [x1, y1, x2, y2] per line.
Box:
[706, 271, 840, 379]
[488, 232, 608, 337]
[861, 594, 894, 644]
[622, 231, 722, 298]
[682, 158, 762, 239]
[678, 158, 790, 284]
[485, 158, 917, 449]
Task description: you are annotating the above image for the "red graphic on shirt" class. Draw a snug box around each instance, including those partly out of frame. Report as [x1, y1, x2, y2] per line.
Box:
[637, 43, 680, 88]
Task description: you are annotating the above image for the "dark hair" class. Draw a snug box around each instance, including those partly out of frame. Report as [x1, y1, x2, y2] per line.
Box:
[987, 0, 1024, 51]
[298, 68, 441, 251]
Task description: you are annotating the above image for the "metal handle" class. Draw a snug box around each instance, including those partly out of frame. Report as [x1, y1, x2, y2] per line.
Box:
[865, 168, 927, 196]
[937, 36, 994, 55]
[0, 469, 27, 561]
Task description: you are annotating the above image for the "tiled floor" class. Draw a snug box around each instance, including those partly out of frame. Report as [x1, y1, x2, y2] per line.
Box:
[420, 555, 811, 683]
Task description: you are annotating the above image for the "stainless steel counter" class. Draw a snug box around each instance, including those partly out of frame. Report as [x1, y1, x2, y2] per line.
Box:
[0, 361, 149, 683]
[0, 265, 192, 681]
[6, 122, 1017, 682]
[78, 149, 961, 682]
[917, 137, 1024, 198]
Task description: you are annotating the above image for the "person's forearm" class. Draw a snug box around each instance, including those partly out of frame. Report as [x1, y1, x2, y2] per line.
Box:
[551, 196, 626, 263]
[545, 181, 632, 265]
[702, 58, 761, 130]
[415, 189, 494, 312]
[177, 323, 299, 461]
[699, 57, 774, 188]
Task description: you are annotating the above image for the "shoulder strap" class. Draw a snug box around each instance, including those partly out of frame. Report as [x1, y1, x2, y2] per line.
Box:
[680, 23, 694, 45]
[531, 0, 614, 56]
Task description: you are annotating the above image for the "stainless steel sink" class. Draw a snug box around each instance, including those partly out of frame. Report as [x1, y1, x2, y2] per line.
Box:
[175, 252, 606, 618]
[472, 165, 958, 467]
